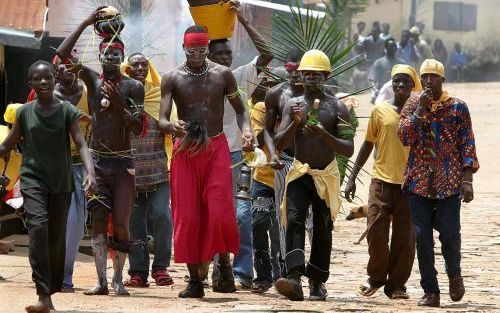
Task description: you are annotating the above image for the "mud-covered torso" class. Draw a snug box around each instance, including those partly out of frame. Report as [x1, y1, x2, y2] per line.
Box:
[87, 76, 138, 152]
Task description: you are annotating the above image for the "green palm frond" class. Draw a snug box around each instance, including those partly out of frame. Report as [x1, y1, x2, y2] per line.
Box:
[260, 0, 363, 82]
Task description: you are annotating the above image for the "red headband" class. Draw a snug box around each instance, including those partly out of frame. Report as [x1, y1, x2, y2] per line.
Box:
[184, 32, 209, 48]
[99, 42, 124, 53]
[285, 62, 299, 71]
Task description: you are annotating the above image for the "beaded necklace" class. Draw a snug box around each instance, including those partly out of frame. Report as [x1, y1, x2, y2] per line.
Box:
[183, 60, 209, 77]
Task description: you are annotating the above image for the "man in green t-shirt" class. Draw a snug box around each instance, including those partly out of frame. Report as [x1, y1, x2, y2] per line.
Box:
[0, 60, 96, 313]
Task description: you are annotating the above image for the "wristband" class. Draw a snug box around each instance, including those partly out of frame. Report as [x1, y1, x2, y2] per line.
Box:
[462, 180, 473, 185]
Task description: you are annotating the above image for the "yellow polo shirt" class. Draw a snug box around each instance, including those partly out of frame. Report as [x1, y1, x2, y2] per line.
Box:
[365, 101, 409, 184]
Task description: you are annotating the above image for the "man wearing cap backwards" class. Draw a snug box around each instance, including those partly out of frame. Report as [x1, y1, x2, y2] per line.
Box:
[274, 50, 354, 301]
[208, 0, 273, 290]
[159, 25, 253, 298]
[57, 7, 144, 297]
[120, 53, 174, 288]
[345, 64, 421, 300]
[398, 59, 479, 307]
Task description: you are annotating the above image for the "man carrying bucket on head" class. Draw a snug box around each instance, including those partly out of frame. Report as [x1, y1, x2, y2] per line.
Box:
[202, 0, 274, 290]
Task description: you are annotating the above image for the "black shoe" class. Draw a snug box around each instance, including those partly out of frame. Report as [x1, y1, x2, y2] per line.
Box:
[449, 276, 465, 302]
[179, 280, 205, 298]
[309, 279, 327, 301]
[418, 293, 440, 307]
[212, 263, 236, 293]
[275, 270, 304, 301]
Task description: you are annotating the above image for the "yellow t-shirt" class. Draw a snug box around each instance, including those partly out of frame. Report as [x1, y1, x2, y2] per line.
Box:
[365, 101, 409, 184]
[249, 101, 274, 189]
[0, 126, 21, 190]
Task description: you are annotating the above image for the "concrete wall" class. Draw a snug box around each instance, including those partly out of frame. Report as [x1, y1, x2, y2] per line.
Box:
[352, 0, 500, 55]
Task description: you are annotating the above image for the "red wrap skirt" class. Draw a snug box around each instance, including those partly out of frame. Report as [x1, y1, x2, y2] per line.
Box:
[170, 133, 240, 263]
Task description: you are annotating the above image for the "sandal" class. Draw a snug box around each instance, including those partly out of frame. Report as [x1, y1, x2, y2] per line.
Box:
[251, 282, 271, 294]
[124, 275, 150, 288]
[358, 283, 380, 297]
[152, 269, 174, 286]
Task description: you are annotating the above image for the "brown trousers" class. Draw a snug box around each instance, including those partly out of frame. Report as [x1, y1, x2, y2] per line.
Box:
[366, 178, 415, 295]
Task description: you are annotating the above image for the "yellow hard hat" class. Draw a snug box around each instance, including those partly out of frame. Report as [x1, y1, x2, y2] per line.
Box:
[298, 49, 331, 73]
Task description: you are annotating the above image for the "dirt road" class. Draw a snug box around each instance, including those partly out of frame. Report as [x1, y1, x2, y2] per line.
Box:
[1, 83, 499, 312]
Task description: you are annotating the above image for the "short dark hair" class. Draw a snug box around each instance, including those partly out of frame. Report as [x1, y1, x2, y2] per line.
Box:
[285, 48, 304, 63]
[28, 60, 54, 80]
[208, 38, 230, 52]
[185, 25, 207, 35]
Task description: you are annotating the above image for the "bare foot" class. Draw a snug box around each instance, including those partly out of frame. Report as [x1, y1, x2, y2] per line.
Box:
[25, 295, 50, 313]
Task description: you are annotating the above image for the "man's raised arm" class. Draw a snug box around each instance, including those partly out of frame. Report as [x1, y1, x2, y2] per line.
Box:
[231, 0, 273, 69]
[224, 68, 253, 150]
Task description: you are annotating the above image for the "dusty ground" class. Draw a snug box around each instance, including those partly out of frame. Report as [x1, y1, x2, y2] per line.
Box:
[1, 82, 499, 312]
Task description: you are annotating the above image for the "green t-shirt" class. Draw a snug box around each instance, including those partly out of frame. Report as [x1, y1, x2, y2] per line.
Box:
[16, 100, 80, 193]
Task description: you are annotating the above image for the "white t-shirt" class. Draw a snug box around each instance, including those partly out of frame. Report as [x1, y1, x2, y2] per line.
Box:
[223, 56, 259, 152]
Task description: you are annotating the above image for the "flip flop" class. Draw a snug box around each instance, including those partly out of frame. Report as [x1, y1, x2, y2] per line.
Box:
[358, 283, 380, 297]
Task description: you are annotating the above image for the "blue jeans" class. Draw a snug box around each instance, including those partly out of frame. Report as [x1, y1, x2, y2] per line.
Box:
[409, 193, 462, 294]
[63, 164, 87, 288]
[231, 151, 254, 284]
[128, 182, 172, 280]
[252, 180, 281, 284]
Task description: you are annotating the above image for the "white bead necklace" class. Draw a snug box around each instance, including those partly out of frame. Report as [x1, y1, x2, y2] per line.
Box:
[183, 60, 209, 77]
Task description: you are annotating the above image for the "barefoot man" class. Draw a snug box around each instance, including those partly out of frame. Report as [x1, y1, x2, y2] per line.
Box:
[274, 50, 354, 301]
[57, 7, 144, 296]
[159, 26, 253, 298]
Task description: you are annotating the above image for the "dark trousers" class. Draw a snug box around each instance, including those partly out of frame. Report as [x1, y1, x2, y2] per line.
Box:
[366, 179, 415, 296]
[284, 175, 332, 283]
[409, 193, 461, 294]
[21, 188, 71, 295]
[252, 181, 281, 284]
[128, 182, 173, 280]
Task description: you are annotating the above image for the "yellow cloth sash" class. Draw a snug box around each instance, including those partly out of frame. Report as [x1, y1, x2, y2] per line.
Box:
[281, 158, 341, 225]
[430, 90, 451, 112]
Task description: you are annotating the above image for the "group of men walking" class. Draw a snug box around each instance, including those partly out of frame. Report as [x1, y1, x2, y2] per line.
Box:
[0, 2, 479, 312]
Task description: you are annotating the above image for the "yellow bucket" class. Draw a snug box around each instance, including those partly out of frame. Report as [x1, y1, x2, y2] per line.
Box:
[189, 2, 236, 40]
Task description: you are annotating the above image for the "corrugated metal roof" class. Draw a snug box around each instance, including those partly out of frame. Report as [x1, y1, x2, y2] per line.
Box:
[0, 0, 47, 34]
